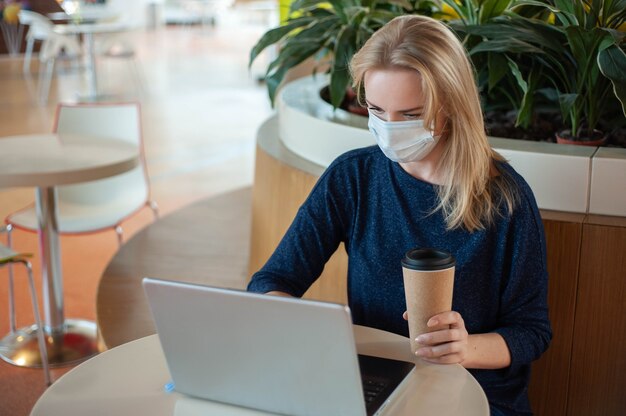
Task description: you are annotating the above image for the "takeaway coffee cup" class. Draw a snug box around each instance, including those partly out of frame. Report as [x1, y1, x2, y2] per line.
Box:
[402, 248, 455, 353]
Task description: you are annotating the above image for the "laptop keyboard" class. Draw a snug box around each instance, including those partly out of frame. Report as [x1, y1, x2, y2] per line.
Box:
[362, 377, 389, 405]
[358, 354, 414, 415]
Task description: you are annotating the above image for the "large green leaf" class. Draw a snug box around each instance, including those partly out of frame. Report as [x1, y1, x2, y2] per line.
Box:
[537, 87, 560, 102]
[249, 17, 314, 67]
[553, 0, 576, 18]
[598, 45, 626, 116]
[516, 66, 541, 128]
[566, 27, 615, 86]
[604, 0, 626, 27]
[441, 0, 474, 24]
[289, 16, 339, 42]
[470, 37, 545, 55]
[263, 18, 338, 76]
[502, 17, 567, 54]
[327, 0, 350, 22]
[512, 0, 559, 13]
[367, 9, 403, 26]
[565, 26, 593, 73]
[290, 0, 326, 11]
[479, 0, 512, 23]
[330, 25, 357, 108]
[507, 57, 528, 95]
[552, 0, 578, 27]
[487, 52, 509, 91]
[466, 18, 565, 54]
[505, 55, 532, 125]
[558, 93, 579, 125]
[265, 41, 326, 104]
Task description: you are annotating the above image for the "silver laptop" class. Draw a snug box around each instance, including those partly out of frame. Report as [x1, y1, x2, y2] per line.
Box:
[143, 277, 414, 416]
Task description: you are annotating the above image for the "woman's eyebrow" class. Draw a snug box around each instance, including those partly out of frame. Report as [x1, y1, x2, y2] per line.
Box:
[398, 106, 424, 113]
[365, 101, 424, 113]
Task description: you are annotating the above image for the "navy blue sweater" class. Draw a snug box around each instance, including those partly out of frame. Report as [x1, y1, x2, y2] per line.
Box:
[248, 146, 552, 415]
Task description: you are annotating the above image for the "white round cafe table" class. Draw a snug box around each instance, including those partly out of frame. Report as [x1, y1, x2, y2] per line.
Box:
[48, 10, 120, 24]
[30, 325, 489, 416]
[53, 22, 131, 101]
[0, 133, 139, 367]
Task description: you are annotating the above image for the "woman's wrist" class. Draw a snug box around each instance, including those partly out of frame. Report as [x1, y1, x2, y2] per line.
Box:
[462, 333, 511, 369]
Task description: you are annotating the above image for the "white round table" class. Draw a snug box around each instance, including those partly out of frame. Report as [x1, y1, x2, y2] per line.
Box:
[53, 22, 131, 101]
[0, 133, 139, 367]
[31, 326, 489, 416]
[48, 10, 120, 24]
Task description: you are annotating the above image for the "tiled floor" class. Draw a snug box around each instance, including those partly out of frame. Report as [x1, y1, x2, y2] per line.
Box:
[0, 8, 273, 415]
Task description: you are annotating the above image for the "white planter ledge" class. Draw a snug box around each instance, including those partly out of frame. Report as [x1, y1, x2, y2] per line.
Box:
[589, 147, 626, 217]
[277, 75, 626, 216]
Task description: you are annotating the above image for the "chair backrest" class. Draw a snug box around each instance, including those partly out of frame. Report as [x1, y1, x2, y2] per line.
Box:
[53, 103, 151, 208]
[18, 10, 54, 40]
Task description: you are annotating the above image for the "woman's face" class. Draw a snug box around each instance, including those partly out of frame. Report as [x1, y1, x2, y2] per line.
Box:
[364, 67, 446, 134]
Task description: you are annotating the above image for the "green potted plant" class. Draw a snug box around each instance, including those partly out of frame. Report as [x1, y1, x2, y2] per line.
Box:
[249, 0, 440, 110]
[251, 0, 625, 147]
[463, 0, 626, 145]
[439, 0, 554, 131]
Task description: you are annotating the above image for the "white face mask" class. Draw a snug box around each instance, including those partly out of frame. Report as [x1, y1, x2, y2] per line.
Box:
[367, 110, 439, 163]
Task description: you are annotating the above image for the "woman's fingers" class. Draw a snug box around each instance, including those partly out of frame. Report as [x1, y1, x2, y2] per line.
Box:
[427, 310, 464, 328]
[416, 340, 466, 363]
[416, 327, 465, 345]
[414, 310, 468, 364]
[418, 352, 464, 365]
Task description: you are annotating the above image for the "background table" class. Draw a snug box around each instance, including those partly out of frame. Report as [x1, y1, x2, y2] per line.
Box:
[48, 9, 120, 24]
[31, 326, 489, 416]
[0, 133, 139, 367]
[53, 21, 130, 101]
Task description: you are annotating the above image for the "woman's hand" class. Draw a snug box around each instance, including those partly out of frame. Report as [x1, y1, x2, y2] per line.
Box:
[403, 310, 469, 364]
[265, 291, 293, 297]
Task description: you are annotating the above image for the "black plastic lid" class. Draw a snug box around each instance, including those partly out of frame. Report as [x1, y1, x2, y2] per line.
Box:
[401, 248, 455, 271]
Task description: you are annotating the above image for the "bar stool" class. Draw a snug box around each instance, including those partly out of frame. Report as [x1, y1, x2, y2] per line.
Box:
[0, 235, 51, 386]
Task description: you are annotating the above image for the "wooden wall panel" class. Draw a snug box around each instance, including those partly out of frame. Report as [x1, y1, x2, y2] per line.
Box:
[528, 218, 582, 416]
[249, 146, 348, 304]
[567, 223, 626, 416]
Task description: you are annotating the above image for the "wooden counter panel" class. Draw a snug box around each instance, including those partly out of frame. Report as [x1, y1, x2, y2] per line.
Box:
[584, 214, 626, 228]
[529, 219, 582, 416]
[249, 146, 348, 304]
[567, 223, 626, 416]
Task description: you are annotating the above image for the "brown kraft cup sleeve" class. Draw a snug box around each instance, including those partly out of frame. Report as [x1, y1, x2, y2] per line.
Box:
[403, 266, 455, 353]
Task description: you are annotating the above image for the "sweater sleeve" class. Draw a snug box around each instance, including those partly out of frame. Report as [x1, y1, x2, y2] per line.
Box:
[247, 159, 353, 297]
[492, 188, 552, 375]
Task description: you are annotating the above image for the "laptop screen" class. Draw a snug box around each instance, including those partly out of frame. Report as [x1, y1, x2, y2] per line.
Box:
[143, 277, 414, 416]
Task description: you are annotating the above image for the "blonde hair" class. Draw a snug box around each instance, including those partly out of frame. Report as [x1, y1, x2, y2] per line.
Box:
[350, 15, 518, 231]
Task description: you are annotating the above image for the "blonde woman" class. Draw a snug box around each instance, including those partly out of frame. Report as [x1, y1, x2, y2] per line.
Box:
[248, 15, 551, 416]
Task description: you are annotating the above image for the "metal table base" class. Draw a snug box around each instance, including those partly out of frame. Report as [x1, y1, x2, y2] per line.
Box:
[0, 319, 98, 367]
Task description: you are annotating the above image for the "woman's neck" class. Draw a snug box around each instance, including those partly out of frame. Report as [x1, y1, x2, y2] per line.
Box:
[399, 137, 447, 185]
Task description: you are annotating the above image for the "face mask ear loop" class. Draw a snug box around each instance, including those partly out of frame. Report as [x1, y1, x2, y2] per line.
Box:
[432, 107, 450, 139]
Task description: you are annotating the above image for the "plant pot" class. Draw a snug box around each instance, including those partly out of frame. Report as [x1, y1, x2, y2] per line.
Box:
[556, 129, 607, 147]
[347, 103, 369, 116]
[320, 86, 370, 117]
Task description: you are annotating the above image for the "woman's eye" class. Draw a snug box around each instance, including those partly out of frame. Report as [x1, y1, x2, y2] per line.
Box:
[403, 114, 421, 120]
[368, 107, 383, 114]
